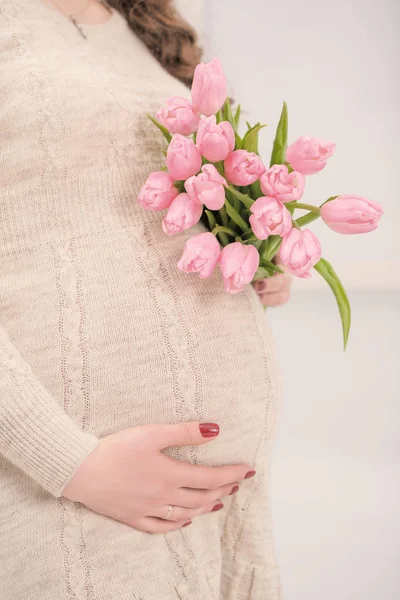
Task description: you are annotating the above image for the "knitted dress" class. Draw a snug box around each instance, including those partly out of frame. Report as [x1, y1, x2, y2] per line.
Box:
[0, 1, 282, 598]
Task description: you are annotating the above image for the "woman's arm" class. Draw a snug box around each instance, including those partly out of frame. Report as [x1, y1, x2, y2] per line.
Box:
[0, 324, 100, 497]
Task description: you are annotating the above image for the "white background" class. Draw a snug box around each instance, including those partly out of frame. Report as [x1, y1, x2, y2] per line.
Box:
[178, 1, 399, 597]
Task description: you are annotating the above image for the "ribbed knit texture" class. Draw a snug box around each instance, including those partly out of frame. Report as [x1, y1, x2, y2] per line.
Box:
[0, 1, 282, 598]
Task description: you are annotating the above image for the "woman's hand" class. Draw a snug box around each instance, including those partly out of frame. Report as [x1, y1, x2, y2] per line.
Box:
[252, 256, 293, 307]
[62, 421, 255, 533]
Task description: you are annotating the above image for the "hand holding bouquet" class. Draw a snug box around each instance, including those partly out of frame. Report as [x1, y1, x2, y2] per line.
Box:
[138, 57, 384, 348]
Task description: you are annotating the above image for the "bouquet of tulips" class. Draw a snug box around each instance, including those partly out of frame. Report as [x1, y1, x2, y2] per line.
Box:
[137, 57, 384, 348]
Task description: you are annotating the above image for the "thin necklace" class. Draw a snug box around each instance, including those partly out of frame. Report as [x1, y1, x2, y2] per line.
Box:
[49, 0, 113, 40]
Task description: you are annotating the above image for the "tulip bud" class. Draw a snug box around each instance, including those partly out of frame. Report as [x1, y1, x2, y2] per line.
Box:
[219, 242, 260, 294]
[320, 195, 384, 234]
[184, 164, 227, 211]
[260, 164, 305, 202]
[279, 228, 322, 278]
[191, 57, 227, 117]
[224, 150, 266, 186]
[161, 193, 203, 236]
[249, 196, 293, 240]
[137, 171, 178, 211]
[177, 232, 221, 279]
[166, 134, 202, 180]
[156, 96, 200, 136]
[195, 116, 235, 162]
[286, 136, 336, 175]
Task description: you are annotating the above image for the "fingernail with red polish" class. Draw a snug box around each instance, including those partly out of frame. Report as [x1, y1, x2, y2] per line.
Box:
[199, 423, 220, 438]
[229, 485, 239, 495]
[183, 521, 192, 527]
[212, 503, 224, 512]
[245, 470, 256, 479]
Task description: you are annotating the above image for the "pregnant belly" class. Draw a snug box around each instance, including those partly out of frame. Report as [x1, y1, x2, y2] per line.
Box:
[0, 219, 280, 468]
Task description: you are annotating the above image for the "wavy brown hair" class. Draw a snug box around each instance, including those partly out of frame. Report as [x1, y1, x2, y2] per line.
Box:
[108, 0, 203, 87]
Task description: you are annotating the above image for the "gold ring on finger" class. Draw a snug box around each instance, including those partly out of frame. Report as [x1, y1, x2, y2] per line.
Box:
[163, 504, 174, 520]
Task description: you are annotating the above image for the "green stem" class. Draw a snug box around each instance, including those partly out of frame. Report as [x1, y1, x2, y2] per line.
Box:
[285, 202, 321, 213]
[295, 212, 320, 228]
[225, 185, 254, 209]
[211, 225, 236, 238]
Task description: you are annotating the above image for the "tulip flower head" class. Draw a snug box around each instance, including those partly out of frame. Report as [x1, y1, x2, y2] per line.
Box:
[177, 232, 221, 279]
[249, 196, 293, 240]
[279, 228, 322, 278]
[184, 164, 227, 211]
[137, 171, 178, 211]
[219, 242, 260, 294]
[260, 164, 305, 202]
[191, 57, 227, 117]
[161, 192, 203, 236]
[286, 136, 336, 175]
[166, 134, 202, 181]
[320, 195, 384, 234]
[196, 115, 235, 162]
[224, 150, 266, 186]
[156, 96, 200, 136]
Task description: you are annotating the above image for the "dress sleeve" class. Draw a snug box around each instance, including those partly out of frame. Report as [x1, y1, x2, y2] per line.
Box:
[0, 325, 100, 497]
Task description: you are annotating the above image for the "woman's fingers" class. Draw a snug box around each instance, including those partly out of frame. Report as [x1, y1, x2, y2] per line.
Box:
[170, 458, 254, 491]
[148, 499, 224, 522]
[253, 272, 292, 294]
[260, 291, 290, 307]
[131, 516, 192, 533]
[170, 481, 240, 509]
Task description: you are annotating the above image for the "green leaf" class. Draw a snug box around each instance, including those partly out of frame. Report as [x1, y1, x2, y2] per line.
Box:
[313, 258, 351, 349]
[252, 266, 273, 282]
[270, 101, 288, 166]
[216, 108, 224, 124]
[147, 114, 172, 144]
[258, 239, 269, 257]
[222, 98, 235, 128]
[249, 180, 263, 200]
[263, 235, 282, 261]
[234, 132, 243, 150]
[242, 124, 267, 154]
[260, 258, 284, 273]
[218, 205, 229, 227]
[246, 121, 252, 130]
[234, 104, 241, 130]
[224, 200, 249, 232]
[204, 210, 216, 230]
[225, 185, 254, 209]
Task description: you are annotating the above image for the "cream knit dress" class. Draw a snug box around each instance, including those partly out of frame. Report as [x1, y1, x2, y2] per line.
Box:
[0, 1, 282, 598]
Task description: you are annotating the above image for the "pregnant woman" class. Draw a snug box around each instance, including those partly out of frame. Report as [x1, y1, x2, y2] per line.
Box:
[0, 1, 292, 598]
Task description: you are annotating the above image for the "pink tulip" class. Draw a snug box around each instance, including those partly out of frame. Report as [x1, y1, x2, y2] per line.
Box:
[156, 96, 200, 136]
[286, 136, 336, 175]
[166, 134, 202, 180]
[195, 115, 235, 162]
[137, 171, 178, 211]
[161, 193, 203, 236]
[184, 164, 227, 211]
[177, 232, 221, 279]
[279, 228, 322, 278]
[219, 242, 260, 294]
[191, 57, 227, 117]
[224, 150, 266, 186]
[320, 195, 384, 234]
[260, 164, 305, 202]
[249, 196, 293, 240]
